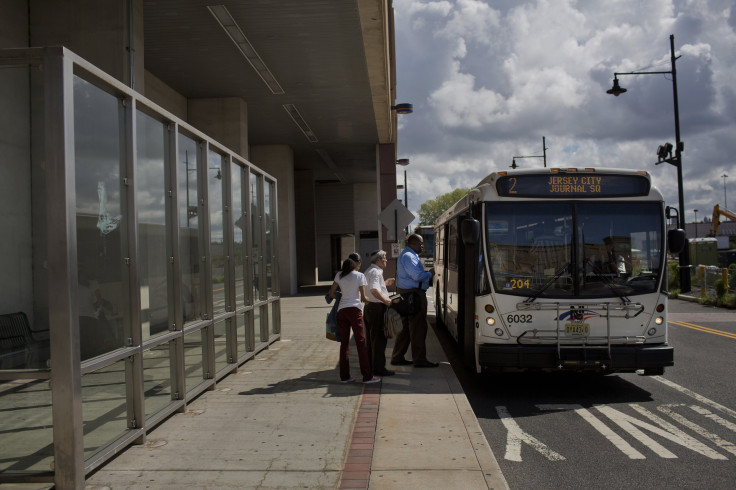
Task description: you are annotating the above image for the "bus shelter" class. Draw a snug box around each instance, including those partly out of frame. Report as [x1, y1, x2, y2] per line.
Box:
[0, 47, 280, 487]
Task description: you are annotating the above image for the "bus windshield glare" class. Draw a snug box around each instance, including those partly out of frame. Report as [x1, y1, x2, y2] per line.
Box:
[485, 202, 662, 298]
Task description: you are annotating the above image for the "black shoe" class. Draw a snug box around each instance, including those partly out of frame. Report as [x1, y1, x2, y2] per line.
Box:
[414, 361, 439, 368]
[375, 369, 395, 376]
[390, 359, 412, 366]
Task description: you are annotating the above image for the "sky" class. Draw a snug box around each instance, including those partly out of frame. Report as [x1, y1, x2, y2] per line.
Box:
[393, 0, 736, 226]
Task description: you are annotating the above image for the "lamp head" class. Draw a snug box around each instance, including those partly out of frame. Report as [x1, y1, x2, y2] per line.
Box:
[510, 158, 518, 169]
[606, 77, 627, 96]
[392, 103, 413, 114]
[396, 158, 410, 166]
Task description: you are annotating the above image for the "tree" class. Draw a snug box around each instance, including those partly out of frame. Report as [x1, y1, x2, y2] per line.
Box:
[417, 188, 470, 225]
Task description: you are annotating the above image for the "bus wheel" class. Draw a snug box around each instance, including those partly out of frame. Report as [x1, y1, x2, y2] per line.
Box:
[435, 290, 444, 327]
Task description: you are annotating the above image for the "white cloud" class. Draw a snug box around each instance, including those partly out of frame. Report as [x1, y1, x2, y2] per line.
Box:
[394, 0, 736, 224]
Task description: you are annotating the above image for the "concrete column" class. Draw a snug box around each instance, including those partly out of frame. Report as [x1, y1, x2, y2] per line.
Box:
[294, 169, 318, 287]
[249, 145, 297, 295]
[30, 0, 145, 90]
[378, 143, 398, 279]
[188, 97, 249, 160]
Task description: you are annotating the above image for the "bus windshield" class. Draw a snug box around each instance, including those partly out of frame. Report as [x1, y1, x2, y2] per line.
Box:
[485, 202, 663, 299]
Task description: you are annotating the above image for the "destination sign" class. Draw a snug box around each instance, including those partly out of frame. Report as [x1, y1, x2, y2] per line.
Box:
[496, 173, 650, 198]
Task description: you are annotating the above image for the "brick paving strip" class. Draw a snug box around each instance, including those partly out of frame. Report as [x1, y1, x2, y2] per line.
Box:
[338, 383, 381, 489]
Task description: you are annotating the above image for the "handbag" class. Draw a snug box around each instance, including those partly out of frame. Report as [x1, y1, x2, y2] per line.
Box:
[390, 292, 419, 317]
[383, 307, 403, 339]
[325, 291, 341, 342]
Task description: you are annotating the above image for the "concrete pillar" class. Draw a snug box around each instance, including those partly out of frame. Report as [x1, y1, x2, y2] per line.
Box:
[249, 145, 297, 295]
[294, 169, 318, 286]
[30, 0, 145, 90]
[188, 97, 249, 160]
[378, 143, 398, 279]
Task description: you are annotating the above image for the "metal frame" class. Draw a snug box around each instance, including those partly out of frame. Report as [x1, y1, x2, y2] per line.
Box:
[0, 47, 281, 487]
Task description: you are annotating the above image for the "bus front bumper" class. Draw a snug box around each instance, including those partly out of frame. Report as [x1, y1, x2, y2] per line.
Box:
[478, 343, 673, 373]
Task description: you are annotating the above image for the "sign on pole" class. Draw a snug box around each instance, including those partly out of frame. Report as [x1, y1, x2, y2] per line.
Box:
[378, 199, 415, 241]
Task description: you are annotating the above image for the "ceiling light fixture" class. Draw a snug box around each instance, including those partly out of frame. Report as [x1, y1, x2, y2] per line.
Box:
[207, 5, 285, 95]
[283, 104, 318, 143]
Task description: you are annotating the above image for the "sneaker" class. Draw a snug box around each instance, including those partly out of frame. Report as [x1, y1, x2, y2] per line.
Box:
[363, 376, 381, 384]
[341, 377, 355, 384]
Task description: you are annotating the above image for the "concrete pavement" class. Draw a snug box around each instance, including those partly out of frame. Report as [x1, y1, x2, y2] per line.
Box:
[86, 287, 508, 489]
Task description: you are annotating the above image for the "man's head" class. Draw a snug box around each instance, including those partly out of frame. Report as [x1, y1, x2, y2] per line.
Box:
[369, 249, 388, 268]
[406, 234, 424, 254]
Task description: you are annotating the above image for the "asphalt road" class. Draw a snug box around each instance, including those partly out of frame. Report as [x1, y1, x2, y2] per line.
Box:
[432, 298, 736, 489]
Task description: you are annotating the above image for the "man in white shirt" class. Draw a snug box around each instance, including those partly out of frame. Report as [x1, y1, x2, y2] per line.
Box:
[363, 250, 396, 376]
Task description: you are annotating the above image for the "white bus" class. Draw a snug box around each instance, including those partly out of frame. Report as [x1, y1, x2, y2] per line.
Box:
[433, 168, 685, 375]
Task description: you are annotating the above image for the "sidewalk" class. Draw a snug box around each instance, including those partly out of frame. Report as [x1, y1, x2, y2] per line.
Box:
[86, 288, 508, 489]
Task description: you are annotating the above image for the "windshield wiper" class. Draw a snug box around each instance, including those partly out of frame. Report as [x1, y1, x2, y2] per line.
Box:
[524, 262, 570, 303]
[583, 259, 630, 303]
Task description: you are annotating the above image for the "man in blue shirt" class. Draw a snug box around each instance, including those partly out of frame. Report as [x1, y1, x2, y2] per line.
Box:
[390, 234, 438, 368]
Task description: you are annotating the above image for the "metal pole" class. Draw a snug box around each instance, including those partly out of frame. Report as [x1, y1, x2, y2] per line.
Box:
[671, 34, 691, 292]
[723, 174, 728, 210]
[542, 136, 547, 167]
[404, 170, 409, 235]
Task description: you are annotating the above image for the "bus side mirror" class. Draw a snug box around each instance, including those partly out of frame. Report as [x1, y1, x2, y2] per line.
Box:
[461, 218, 480, 246]
[668, 229, 686, 254]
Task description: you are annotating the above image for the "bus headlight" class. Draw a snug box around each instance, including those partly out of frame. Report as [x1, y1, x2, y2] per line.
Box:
[654, 317, 664, 325]
[494, 328, 504, 337]
[486, 317, 496, 326]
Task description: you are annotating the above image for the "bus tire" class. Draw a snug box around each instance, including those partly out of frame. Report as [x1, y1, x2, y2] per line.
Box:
[435, 289, 444, 327]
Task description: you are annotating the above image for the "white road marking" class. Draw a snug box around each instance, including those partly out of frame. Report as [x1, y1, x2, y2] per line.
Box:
[689, 405, 736, 433]
[629, 404, 727, 460]
[538, 404, 645, 459]
[596, 405, 677, 459]
[495, 406, 566, 462]
[657, 404, 736, 457]
[652, 376, 736, 419]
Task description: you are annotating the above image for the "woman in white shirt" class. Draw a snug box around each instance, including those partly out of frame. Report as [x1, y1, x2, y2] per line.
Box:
[328, 254, 381, 384]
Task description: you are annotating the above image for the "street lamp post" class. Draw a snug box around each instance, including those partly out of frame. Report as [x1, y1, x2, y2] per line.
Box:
[723, 174, 728, 210]
[694, 209, 698, 238]
[607, 34, 691, 292]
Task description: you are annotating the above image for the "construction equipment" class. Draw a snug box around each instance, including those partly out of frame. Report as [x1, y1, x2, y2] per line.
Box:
[710, 204, 736, 236]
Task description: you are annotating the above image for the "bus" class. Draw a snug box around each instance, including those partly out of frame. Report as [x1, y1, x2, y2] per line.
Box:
[414, 225, 435, 267]
[433, 167, 686, 375]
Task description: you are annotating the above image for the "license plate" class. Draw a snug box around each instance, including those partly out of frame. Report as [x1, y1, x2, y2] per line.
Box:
[565, 324, 589, 336]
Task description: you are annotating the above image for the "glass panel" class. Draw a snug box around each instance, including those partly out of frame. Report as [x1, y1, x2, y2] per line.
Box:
[214, 320, 228, 372]
[486, 202, 572, 298]
[143, 343, 173, 419]
[231, 163, 246, 307]
[74, 76, 127, 360]
[0, 379, 53, 472]
[179, 134, 202, 325]
[184, 329, 205, 393]
[0, 65, 50, 370]
[136, 110, 169, 340]
[270, 301, 279, 336]
[209, 151, 226, 317]
[254, 305, 265, 345]
[250, 172, 262, 301]
[82, 359, 128, 460]
[578, 202, 662, 297]
[264, 181, 274, 297]
[237, 310, 253, 357]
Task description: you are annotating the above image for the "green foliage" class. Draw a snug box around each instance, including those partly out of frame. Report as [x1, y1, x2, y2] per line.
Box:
[417, 188, 471, 225]
[715, 278, 726, 298]
[729, 264, 736, 292]
[667, 262, 680, 291]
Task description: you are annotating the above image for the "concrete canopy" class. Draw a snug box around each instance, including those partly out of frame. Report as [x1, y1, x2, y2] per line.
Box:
[143, 0, 397, 184]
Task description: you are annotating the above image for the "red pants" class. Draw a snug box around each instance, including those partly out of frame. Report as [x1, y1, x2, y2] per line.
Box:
[337, 307, 373, 382]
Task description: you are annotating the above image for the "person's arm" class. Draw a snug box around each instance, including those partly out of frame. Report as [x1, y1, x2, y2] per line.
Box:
[328, 281, 339, 299]
[359, 285, 370, 304]
[384, 277, 395, 288]
[401, 252, 432, 285]
[370, 287, 392, 306]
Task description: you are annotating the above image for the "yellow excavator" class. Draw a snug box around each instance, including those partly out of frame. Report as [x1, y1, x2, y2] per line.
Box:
[710, 204, 736, 236]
